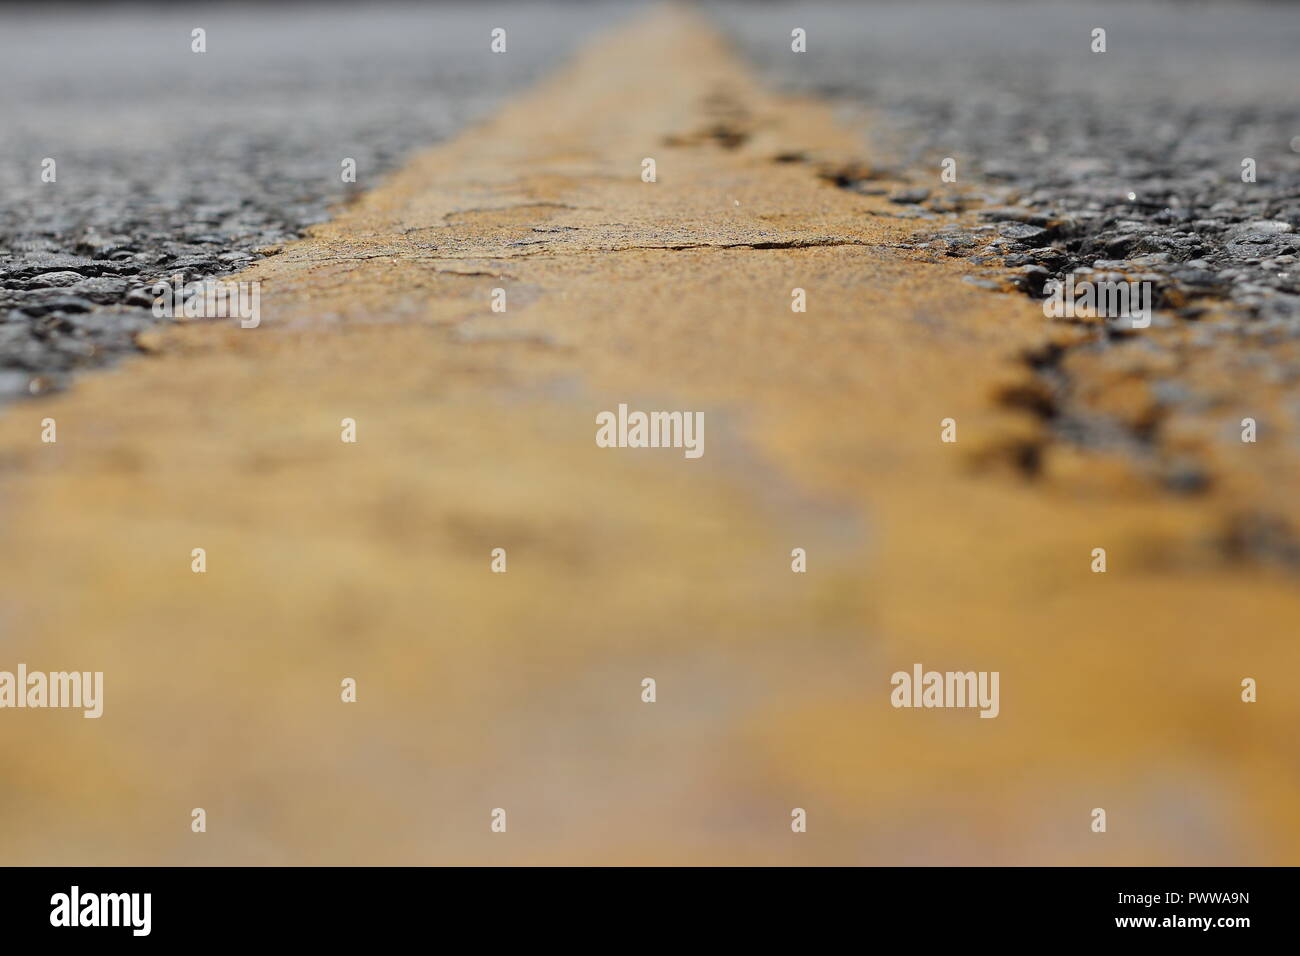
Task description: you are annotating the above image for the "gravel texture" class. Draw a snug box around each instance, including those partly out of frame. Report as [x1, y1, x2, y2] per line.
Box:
[0, 1, 635, 398]
[706, 0, 1300, 318]
[707, 0, 1300, 489]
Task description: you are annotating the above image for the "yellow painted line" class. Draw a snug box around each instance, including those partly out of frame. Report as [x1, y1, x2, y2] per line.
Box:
[0, 5, 1296, 864]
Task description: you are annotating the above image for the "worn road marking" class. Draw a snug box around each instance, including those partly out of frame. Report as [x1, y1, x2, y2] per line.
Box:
[0, 6, 1296, 863]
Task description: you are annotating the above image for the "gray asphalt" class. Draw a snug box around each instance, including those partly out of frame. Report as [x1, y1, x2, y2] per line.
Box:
[705, 0, 1300, 489]
[707, 0, 1299, 314]
[0, 1, 640, 397]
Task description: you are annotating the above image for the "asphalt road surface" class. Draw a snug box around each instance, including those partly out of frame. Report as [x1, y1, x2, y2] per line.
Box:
[1, 0, 1298, 867]
[0, 1, 640, 395]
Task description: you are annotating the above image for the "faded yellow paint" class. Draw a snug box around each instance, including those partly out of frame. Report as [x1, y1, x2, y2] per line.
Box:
[0, 6, 1296, 864]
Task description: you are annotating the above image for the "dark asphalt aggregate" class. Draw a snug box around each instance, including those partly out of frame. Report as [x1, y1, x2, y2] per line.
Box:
[0, 1, 638, 398]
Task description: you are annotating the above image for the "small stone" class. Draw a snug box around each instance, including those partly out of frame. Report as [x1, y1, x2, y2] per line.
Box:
[978, 207, 1036, 223]
[997, 222, 1049, 246]
[1011, 264, 1051, 296]
[23, 271, 85, 288]
[1129, 253, 1172, 267]
[1230, 220, 1292, 236]
[125, 287, 158, 308]
[888, 187, 931, 204]
[17, 296, 96, 316]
